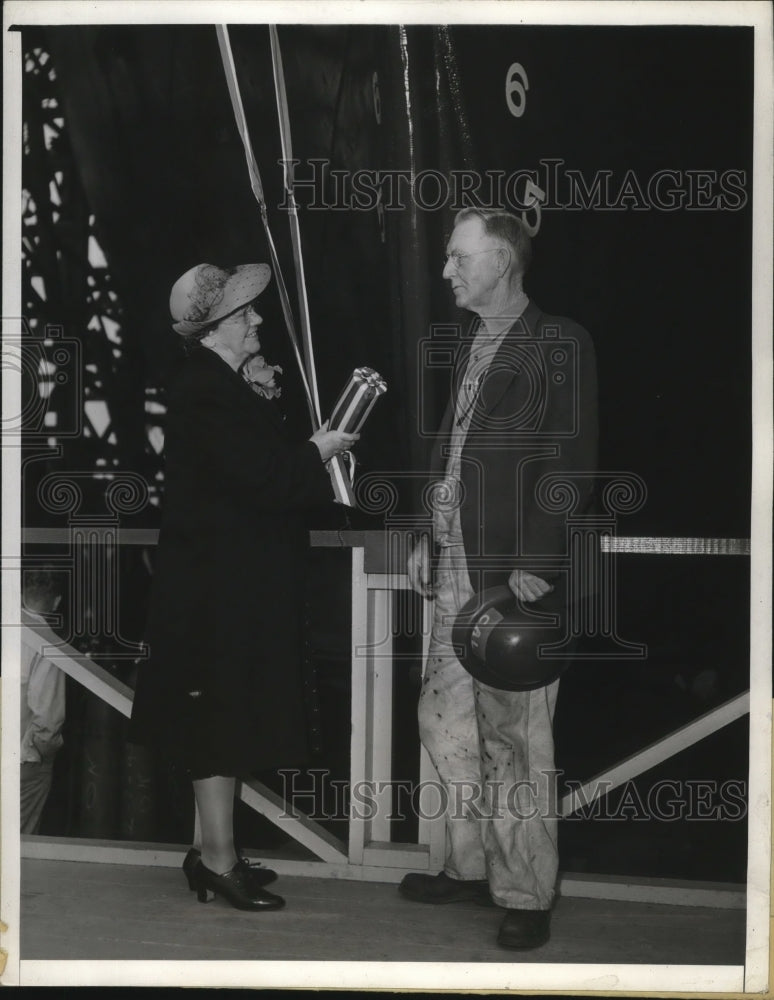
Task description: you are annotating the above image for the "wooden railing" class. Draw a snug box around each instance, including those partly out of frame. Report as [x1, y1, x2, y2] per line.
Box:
[19, 527, 750, 907]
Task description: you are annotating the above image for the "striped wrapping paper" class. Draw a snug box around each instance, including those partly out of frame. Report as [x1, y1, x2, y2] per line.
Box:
[327, 367, 388, 506]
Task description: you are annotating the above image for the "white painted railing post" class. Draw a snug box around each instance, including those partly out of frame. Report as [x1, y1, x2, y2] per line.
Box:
[348, 545, 369, 864]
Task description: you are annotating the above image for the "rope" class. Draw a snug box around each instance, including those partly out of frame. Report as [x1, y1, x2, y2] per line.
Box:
[215, 24, 320, 429]
[269, 25, 322, 425]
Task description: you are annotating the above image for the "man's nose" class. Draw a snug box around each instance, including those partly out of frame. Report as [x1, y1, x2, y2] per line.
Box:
[442, 257, 455, 279]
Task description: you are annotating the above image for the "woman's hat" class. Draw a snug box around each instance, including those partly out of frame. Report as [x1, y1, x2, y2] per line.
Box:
[169, 263, 272, 336]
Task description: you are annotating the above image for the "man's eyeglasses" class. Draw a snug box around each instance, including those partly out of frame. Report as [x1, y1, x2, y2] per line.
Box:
[443, 247, 503, 270]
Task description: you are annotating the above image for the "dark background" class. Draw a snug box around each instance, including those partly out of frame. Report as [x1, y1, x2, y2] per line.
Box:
[20, 23, 753, 882]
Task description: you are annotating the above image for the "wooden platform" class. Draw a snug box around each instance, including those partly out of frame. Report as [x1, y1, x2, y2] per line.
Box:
[21, 858, 747, 965]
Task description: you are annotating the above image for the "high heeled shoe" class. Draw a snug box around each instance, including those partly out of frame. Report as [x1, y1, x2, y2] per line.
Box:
[182, 848, 277, 890]
[191, 859, 285, 911]
[182, 848, 201, 891]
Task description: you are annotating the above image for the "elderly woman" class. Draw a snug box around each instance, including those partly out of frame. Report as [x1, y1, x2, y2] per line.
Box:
[129, 262, 357, 910]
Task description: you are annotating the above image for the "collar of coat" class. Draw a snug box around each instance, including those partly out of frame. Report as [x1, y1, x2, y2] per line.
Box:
[189, 345, 286, 431]
[452, 298, 544, 417]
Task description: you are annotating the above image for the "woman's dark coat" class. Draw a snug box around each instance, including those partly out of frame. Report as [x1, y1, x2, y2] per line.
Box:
[129, 346, 333, 776]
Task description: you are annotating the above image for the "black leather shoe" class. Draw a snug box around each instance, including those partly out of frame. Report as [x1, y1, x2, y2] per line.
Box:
[497, 908, 551, 949]
[192, 860, 285, 911]
[182, 848, 200, 890]
[399, 870, 490, 904]
[233, 856, 278, 888]
[182, 848, 277, 890]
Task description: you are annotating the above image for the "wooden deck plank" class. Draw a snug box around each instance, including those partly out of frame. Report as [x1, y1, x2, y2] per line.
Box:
[21, 859, 746, 966]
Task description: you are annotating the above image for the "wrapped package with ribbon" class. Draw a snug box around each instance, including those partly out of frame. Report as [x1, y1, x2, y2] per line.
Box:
[327, 367, 388, 506]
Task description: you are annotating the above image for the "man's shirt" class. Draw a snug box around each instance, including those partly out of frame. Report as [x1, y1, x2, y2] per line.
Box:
[433, 311, 525, 546]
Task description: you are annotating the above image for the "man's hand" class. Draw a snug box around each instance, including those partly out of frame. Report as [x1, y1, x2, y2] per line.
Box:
[508, 570, 553, 602]
[407, 534, 434, 599]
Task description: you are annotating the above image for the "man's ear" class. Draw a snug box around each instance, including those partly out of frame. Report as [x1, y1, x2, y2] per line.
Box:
[495, 246, 512, 277]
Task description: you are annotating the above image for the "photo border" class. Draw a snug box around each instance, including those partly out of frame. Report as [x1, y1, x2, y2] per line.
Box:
[2, 0, 771, 993]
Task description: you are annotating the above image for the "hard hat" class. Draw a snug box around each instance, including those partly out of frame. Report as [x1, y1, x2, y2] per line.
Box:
[451, 583, 573, 691]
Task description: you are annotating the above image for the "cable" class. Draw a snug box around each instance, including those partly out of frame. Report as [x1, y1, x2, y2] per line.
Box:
[215, 24, 320, 429]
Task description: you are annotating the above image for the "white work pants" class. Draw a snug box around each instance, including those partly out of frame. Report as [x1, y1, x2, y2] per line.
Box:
[418, 542, 560, 910]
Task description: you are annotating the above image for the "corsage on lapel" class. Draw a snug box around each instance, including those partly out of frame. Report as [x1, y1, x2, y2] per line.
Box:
[242, 355, 283, 399]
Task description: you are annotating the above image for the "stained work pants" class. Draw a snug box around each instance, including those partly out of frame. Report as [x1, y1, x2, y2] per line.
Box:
[417, 542, 560, 910]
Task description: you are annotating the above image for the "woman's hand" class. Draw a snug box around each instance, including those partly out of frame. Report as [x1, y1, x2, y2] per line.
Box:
[310, 420, 360, 462]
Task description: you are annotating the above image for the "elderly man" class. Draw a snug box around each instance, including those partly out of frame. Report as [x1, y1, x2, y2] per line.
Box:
[399, 208, 598, 949]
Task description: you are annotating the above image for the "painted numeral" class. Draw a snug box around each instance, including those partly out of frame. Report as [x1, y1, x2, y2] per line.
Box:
[505, 62, 529, 118]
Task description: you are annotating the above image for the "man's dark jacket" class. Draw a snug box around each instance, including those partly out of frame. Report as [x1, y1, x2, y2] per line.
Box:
[430, 299, 599, 596]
